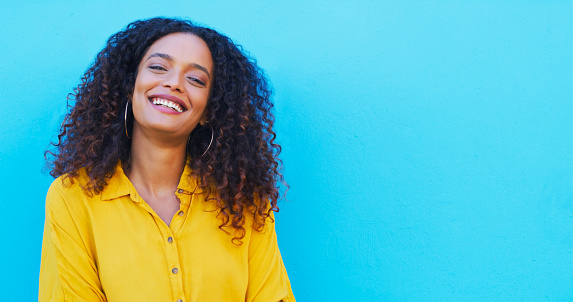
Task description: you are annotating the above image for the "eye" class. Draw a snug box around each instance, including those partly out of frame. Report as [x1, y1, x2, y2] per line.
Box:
[187, 77, 206, 86]
[149, 65, 167, 72]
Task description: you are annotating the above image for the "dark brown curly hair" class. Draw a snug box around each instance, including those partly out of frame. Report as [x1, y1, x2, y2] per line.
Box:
[45, 17, 286, 244]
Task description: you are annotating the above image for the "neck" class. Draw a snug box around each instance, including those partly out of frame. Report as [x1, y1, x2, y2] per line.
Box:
[126, 129, 188, 197]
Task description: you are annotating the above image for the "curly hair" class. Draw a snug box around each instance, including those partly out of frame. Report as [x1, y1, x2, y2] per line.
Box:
[46, 17, 286, 244]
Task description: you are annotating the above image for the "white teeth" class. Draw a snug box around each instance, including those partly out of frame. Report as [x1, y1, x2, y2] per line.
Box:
[151, 98, 183, 113]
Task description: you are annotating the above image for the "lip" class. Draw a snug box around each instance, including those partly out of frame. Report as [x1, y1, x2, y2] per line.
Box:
[148, 93, 189, 113]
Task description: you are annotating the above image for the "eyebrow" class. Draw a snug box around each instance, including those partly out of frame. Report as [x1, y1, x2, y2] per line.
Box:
[146, 52, 211, 79]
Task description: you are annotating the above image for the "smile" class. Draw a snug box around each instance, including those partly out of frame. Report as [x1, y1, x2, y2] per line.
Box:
[150, 97, 185, 113]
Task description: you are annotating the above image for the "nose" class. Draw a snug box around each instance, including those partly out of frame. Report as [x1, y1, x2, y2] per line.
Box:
[162, 73, 184, 92]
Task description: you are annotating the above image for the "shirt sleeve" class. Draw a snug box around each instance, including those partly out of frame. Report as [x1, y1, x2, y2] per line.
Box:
[246, 213, 295, 302]
[39, 180, 107, 302]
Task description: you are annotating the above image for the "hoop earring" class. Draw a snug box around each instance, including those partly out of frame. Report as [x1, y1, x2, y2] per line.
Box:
[187, 123, 214, 157]
[201, 123, 214, 157]
[124, 101, 131, 139]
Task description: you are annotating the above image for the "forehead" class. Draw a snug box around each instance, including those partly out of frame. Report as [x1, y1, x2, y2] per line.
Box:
[142, 33, 213, 71]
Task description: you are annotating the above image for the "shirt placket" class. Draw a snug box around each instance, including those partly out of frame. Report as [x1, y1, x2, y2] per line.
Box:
[165, 190, 191, 302]
[136, 193, 188, 302]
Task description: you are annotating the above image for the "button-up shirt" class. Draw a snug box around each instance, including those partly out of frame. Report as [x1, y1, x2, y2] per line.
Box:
[39, 162, 294, 302]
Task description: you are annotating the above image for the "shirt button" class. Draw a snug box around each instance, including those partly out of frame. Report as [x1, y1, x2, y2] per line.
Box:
[178, 211, 184, 216]
[167, 237, 173, 243]
[177, 189, 184, 193]
[172, 268, 178, 274]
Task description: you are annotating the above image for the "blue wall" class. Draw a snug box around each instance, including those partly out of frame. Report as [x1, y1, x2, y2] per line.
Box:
[1, 1, 572, 300]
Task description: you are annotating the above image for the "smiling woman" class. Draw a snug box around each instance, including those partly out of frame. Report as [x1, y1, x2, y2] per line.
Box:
[40, 18, 294, 302]
[132, 33, 212, 142]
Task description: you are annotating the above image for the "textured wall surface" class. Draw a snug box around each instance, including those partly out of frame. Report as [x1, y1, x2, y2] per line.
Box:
[1, 1, 572, 300]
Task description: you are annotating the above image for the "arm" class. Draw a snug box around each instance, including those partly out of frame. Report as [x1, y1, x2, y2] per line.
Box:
[246, 213, 295, 302]
[39, 181, 107, 302]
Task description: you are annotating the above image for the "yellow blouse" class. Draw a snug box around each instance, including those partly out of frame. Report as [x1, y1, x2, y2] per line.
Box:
[39, 163, 295, 302]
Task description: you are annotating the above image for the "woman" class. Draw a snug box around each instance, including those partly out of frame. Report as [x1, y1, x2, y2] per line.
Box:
[40, 17, 294, 302]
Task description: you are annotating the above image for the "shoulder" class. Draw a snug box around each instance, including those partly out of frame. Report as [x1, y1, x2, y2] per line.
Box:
[45, 168, 94, 216]
[243, 209, 278, 247]
[47, 167, 90, 197]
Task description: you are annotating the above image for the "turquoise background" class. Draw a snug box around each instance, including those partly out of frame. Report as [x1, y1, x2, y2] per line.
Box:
[1, 1, 572, 300]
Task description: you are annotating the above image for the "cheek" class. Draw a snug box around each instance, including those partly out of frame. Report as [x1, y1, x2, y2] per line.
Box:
[133, 71, 157, 94]
[189, 89, 210, 110]
[196, 99, 209, 117]
[131, 80, 151, 117]
[132, 79, 145, 99]
[132, 78, 157, 106]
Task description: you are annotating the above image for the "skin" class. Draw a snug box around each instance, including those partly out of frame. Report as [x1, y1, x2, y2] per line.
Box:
[125, 32, 213, 225]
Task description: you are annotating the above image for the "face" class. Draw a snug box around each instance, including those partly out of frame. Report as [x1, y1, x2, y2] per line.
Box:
[131, 32, 213, 140]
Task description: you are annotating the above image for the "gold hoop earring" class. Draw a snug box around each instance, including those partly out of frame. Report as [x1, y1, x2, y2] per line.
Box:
[124, 101, 131, 139]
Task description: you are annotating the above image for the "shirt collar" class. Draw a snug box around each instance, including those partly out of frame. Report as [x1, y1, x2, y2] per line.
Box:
[101, 160, 202, 202]
[176, 159, 203, 196]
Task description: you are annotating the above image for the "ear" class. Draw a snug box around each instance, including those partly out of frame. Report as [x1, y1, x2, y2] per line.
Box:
[199, 111, 208, 125]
